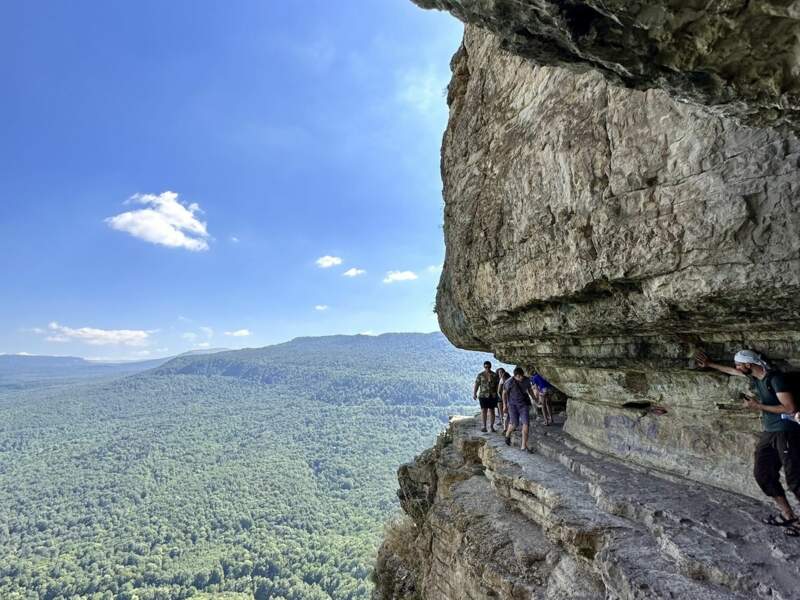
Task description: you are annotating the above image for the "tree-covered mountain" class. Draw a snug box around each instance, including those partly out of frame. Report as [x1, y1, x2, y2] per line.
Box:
[0, 333, 498, 600]
[0, 348, 230, 391]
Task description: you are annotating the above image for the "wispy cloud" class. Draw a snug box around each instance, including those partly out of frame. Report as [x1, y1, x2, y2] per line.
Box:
[45, 322, 154, 346]
[383, 270, 418, 284]
[426, 264, 443, 274]
[224, 329, 252, 337]
[182, 332, 198, 342]
[106, 191, 210, 251]
[316, 255, 343, 268]
[230, 236, 240, 243]
[314, 305, 329, 311]
[343, 268, 366, 277]
[195, 342, 211, 349]
[199, 326, 214, 339]
[396, 65, 447, 117]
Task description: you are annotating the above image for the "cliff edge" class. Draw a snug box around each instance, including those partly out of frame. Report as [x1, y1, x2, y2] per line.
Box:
[375, 1, 800, 598]
[373, 419, 800, 599]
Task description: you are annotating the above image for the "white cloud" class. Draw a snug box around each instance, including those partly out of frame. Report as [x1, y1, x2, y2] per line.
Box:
[182, 332, 198, 342]
[230, 236, 240, 243]
[46, 322, 154, 347]
[105, 191, 210, 251]
[316, 255, 343, 268]
[426, 264, 443, 274]
[342, 268, 366, 277]
[359, 330, 377, 336]
[383, 270, 419, 284]
[195, 342, 211, 349]
[224, 329, 252, 337]
[396, 65, 448, 116]
[314, 305, 329, 311]
[199, 326, 214, 339]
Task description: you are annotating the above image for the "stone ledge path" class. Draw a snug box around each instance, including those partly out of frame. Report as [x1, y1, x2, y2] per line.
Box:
[449, 414, 800, 599]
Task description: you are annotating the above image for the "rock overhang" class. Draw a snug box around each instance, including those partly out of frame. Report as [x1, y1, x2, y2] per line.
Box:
[413, 0, 800, 132]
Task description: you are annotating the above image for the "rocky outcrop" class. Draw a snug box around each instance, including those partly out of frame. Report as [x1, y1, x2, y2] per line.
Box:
[413, 0, 800, 130]
[373, 2, 800, 597]
[432, 24, 800, 498]
[372, 418, 800, 600]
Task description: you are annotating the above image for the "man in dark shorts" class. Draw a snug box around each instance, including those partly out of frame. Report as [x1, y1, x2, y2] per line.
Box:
[696, 349, 800, 536]
[502, 366, 536, 450]
[473, 361, 499, 433]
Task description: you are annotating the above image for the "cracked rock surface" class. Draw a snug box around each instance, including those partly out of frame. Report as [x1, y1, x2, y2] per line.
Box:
[412, 0, 800, 130]
[372, 417, 800, 600]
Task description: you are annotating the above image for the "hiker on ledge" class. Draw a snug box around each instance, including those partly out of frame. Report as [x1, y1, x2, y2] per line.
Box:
[474, 361, 500, 433]
[531, 369, 554, 426]
[497, 367, 510, 431]
[502, 366, 536, 450]
[696, 349, 800, 537]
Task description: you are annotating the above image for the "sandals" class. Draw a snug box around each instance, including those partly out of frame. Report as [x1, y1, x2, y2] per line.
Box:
[762, 514, 798, 527]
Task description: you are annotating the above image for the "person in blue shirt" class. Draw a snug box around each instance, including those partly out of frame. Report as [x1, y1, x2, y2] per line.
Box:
[696, 349, 800, 537]
[530, 370, 554, 426]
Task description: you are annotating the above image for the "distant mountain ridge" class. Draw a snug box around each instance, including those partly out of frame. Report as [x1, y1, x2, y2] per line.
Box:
[0, 347, 229, 388]
[155, 332, 500, 406]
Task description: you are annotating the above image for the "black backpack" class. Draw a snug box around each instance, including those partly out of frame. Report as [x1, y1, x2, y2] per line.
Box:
[763, 370, 800, 398]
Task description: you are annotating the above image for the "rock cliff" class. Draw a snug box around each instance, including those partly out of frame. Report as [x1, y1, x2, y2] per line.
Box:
[374, 1, 800, 598]
[373, 419, 800, 599]
[437, 22, 800, 498]
[413, 0, 800, 130]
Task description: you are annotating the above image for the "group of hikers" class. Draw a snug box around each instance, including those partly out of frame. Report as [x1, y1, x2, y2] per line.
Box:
[472, 361, 554, 451]
[474, 349, 800, 537]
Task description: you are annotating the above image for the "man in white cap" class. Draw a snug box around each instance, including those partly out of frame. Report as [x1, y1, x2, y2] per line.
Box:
[696, 349, 800, 536]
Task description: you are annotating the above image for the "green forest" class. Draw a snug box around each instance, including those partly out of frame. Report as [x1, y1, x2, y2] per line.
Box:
[0, 333, 493, 600]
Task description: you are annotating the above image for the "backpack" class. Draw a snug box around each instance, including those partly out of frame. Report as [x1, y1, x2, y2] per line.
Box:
[764, 370, 800, 403]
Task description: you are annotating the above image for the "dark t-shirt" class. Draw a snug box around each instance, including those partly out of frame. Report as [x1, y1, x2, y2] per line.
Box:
[504, 377, 532, 406]
[749, 372, 800, 432]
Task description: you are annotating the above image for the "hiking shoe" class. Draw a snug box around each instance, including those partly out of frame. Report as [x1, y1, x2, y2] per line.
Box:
[480, 427, 487, 433]
[504, 435, 511, 446]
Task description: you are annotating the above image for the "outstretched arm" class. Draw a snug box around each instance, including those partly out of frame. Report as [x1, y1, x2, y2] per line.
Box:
[695, 351, 745, 377]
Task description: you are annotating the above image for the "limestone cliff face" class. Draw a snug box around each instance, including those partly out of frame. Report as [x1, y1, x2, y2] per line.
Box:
[373, 3, 800, 598]
[413, 0, 800, 130]
[372, 419, 800, 599]
[433, 24, 800, 498]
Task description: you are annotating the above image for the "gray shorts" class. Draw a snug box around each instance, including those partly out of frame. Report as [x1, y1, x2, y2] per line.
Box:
[508, 403, 530, 427]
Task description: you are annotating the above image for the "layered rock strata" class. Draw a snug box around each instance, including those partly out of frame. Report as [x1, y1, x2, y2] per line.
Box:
[434, 25, 800, 497]
[372, 418, 800, 600]
[413, 0, 800, 130]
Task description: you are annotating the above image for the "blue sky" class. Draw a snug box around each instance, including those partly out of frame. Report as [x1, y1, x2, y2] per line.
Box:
[0, 1, 463, 360]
